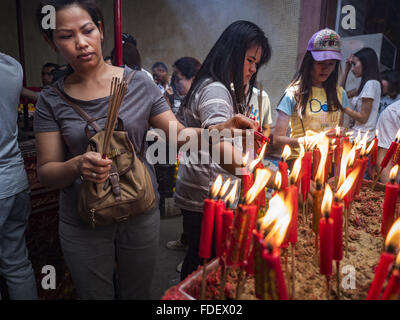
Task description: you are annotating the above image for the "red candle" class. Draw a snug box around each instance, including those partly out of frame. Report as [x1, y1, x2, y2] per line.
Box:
[242, 172, 254, 197]
[324, 150, 333, 183]
[353, 157, 368, 198]
[381, 176, 399, 238]
[287, 184, 299, 244]
[301, 151, 312, 201]
[319, 214, 334, 276]
[381, 266, 400, 300]
[253, 230, 265, 299]
[278, 161, 289, 190]
[221, 208, 234, 258]
[312, 148, 321, 181]
[370, 137, 378, 165]
[226, 206, 247, 266]
[239, 204, 258, 267]
[214, 200, 225, 258]
[380, 141, 398, 169]
[367, 251, 395, 300]
[199, 198, 216, 259]
[331, 200, 343, 261]
[262, 247, 288, 300]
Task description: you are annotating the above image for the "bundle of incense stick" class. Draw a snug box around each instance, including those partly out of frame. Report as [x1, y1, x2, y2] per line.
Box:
[102, 77, 128, 158]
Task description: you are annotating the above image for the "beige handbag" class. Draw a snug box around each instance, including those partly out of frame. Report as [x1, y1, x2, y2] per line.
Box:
[52, 70, 155, 227]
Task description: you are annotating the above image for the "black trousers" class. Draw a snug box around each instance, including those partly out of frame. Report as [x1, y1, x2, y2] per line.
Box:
[180, 209, 216, 281]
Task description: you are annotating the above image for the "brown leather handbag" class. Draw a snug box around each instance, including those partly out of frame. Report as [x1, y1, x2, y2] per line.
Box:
[52, 71, 156, 227]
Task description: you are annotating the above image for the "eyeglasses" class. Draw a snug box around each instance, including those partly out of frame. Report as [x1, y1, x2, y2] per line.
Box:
[309, 98, 338, 113]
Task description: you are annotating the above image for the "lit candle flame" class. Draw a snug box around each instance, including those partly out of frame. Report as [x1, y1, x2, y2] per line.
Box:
[243, 152, 250, 167]
[224, 180, 239, 208]
[258, 142, 268, 159]
[385, 217, 400, 249]
[275, 171, 282, 190]
[315, 136, 329, 184]
[389, 165, 399, 181]
[338, 140, 352, 189]
[249, 157, 261, 173]
[347, 145, 356, 168]
[365, 139, 376, 156]
[396, 252, 400, 266]
[219, 178, 231, 198]
[354, 130, 361, 147]
[282, 145, 291, 161]
[396, 129, 400, 141]
[335, 166, 361, 201]
[289, 154, 302, 184]
[336, 125, 341, 136]
[345, 131, 354, 137]
[211, 175, 223, 198]
[359, 131, 369, 156]
[245, 168, 272, 204]
[321, 184, 333, 215]
[375, 129, 379, 138]
[260, 193, 291, 248]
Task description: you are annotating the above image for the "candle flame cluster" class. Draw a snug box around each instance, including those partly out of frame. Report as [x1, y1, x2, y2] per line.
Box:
[258, 192, 292, 248]
[245, 168, 272, 204]
[335, 166, 361, 201]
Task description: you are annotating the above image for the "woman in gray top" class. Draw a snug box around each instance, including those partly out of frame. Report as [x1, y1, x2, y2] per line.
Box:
[174, 20, 272, 280]
[34, 0, 259, 299]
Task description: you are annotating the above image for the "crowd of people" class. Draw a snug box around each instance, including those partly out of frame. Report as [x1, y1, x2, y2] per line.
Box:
[1, 0, 400, 300]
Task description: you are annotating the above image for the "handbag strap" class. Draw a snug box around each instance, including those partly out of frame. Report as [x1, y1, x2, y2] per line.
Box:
[51, 69, 137, 133]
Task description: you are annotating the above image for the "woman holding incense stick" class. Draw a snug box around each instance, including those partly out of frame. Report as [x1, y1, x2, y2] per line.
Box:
[173, 20, 272, 280]
[273, 28, 349, 163]
[33, 0, 259, 300]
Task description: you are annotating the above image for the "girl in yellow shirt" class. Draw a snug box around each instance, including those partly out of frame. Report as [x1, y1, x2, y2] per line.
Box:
[273, 28, 349, 161]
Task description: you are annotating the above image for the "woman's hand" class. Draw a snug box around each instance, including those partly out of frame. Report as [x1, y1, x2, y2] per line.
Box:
[78, 152, 112, 184]
[209, 114, 263, 149]
[345, 54, 354, 73]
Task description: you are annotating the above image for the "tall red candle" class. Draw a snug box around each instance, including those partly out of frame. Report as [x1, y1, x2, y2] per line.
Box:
[242, 172, 253, 197]
[331, 200, 343, 261]
[353, 157, 368, 198]
[312, 148, 321, 181]
[324, 150, 333, 183]
[301, 151, 312, 201]
[199, 198, 216, 259]
[262, 247, 288, 300]
[287, 184, 299, 244]
[226, 206, 247, 266]
[221, 208, 234, 258]
[319, 213, 334, 276]
[370, 137, 378, 165]
[278, 161, 289, 190]
[239, 204, 258, 267]
[380, 141, 398, 169]
[367, 251, 395, 300]
[381, 178, 399, 238]
[214, 200, 225, 258]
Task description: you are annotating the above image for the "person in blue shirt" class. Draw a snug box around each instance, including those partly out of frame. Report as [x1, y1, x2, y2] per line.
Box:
[0, 52, 37, 300]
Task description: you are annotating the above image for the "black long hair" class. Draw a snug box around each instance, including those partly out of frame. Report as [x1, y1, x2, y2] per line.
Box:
[354, 47, 381, 95]
[285, 51, 343, 117]
[183, 20, 271, 114]
[173, 57, 201, 80]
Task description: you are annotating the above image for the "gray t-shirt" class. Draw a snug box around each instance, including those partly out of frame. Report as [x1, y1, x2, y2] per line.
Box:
[34, 66, 170, 226]
[174, 79, 241, 213]
[0, 53, 29, 199]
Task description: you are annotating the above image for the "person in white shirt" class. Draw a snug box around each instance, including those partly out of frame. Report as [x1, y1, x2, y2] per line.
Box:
[375, 100, 400, 183]
[378, 70, 400, 116]
[340, 47, 382, 141]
